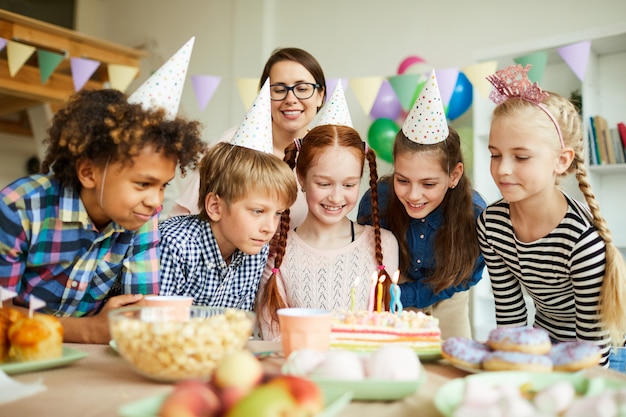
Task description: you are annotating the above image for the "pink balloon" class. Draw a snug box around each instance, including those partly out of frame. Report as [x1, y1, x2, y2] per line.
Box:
[397, 55, 426, 75]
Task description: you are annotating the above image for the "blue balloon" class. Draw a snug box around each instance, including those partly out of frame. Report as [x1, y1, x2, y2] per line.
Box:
[446, 72, 473, 120]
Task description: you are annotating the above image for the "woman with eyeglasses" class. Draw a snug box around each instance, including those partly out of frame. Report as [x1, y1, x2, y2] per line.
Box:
[169, 47, 326, 228]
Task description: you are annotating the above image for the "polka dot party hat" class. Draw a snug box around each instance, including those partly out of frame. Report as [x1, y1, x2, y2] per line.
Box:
[128, 37, 195, 121]
[401, 70, 449, 144]
[230, 79, 273, 153]
[314, 81, 353, 127]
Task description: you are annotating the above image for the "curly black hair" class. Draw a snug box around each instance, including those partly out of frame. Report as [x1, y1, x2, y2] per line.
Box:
[40, 89, 207, 188]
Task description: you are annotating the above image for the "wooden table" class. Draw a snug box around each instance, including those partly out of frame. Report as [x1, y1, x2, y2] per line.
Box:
[1, 343, 625, 417]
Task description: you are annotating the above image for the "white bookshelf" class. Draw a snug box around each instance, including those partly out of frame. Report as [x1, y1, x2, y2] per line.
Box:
[469, 24, 626, 341]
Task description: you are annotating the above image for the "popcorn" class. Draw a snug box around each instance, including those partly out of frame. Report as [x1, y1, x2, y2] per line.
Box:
[110, 308, 253, 381]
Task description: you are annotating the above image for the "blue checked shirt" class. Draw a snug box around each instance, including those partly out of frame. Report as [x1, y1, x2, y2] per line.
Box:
[0, 175, 160, 316]
[158, 215, 268, 311]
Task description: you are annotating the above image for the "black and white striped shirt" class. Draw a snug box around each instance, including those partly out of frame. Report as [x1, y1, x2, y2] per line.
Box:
[477, 193, 610, 365]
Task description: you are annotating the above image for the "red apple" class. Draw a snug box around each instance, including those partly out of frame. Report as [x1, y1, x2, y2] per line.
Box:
[159, 379, 221, 417]
[269, 375, 324, 415]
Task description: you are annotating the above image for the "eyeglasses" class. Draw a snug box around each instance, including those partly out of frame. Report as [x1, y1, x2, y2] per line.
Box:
[269, 83, 321, 101]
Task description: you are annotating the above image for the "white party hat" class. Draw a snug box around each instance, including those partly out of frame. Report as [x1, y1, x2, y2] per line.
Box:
[230, 79, 273, 153]
[128, 37, 195, 120]
[401, 70, 449, 144]
[314, 81, 353, 127]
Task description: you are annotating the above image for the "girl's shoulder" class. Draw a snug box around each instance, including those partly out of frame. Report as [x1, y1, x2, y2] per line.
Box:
[471, 189, 488, 210]
[359, 223, 397, 242]
[563, 193, 594, 228]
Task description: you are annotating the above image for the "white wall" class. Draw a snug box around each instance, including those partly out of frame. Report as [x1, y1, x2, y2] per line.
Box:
[0, 135, 38, 188]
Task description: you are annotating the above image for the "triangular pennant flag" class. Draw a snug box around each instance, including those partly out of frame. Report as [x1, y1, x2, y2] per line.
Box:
[402, 70, 449, 144]
[37, 49, 65, 84]
[0, 287, 17, 302]
[349, 76, 383, 116]
[7, 40, 36, 77]
[191, 75, 221, 112]
[370, 78, 402, 120]
[29, 295, 46, 311]
[230, 79, 273, 153]
[514, 52, 547, 84]
[557, 40, 591, 82]
[129, 37, 195, 120]
[388, 73, 424, 111]
[0, 37, 8, 53]
[313, 80, 352, 127]
[71, 57, 101, 91]
[237, 78, 260, 110]
[462, 61, 498, 99]
[325, 78, 348, 102]
[434, 67, 460, 107]
[108, 63, 140, 93]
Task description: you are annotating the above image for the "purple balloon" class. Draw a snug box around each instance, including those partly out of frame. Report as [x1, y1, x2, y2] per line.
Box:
[370, 80, 402, 120]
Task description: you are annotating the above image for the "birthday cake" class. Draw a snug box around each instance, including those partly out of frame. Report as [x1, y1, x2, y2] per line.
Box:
[330, 310, 442, 356]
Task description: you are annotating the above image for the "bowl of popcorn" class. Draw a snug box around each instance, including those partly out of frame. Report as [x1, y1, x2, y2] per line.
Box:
[109, 306, 254, 382]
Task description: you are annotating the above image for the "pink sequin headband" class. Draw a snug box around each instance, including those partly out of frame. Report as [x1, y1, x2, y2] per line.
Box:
[486, 64, 564, 149]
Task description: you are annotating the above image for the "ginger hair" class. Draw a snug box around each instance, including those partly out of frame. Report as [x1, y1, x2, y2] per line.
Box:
[381, 127, 481, 293]
[257, 125, 390, 334]
[493, 92, 626, 344]
[41, 89, 206, 188]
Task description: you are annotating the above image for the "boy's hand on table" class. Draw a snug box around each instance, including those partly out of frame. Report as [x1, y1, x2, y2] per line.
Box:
[61, 294, 144, 344]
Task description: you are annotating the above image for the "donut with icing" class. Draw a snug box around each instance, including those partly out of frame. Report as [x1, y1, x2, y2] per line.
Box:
[482, 350, 553, 372]
[549, 341, 602, 372]
[441, 337, 491, 369]
[487, 327, 551, 355]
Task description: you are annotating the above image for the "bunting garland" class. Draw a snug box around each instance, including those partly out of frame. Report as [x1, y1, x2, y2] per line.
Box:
[70, 57, 100, 91]
[37, 49, 64, 84]
[0, 36, 594, 115]
[107, 63, 140, 92]
[191, 75, 221, 112]
[7, 40, 36, 77]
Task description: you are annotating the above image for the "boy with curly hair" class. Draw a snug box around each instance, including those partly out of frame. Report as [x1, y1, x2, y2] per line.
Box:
[0, 88, 205, 343]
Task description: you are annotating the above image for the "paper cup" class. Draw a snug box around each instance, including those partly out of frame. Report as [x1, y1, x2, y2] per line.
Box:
[142, 295, 193, 321]
[277, 308, 332, 357]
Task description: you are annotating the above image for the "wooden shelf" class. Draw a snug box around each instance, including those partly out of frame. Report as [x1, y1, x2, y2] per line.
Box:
[588, 164, 626, 174]
[0, 9, 147, 136]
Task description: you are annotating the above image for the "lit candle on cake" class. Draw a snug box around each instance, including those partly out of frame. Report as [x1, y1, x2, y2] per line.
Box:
[390, 270, 403, 314]
[368, 271, 377, 313]
[376, 274, 386, 313]
[350, 276, 360, 312]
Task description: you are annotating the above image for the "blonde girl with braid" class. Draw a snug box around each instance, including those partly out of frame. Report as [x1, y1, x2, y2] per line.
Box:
[477, 64, 626, 368]
[256, 125, 399, 340]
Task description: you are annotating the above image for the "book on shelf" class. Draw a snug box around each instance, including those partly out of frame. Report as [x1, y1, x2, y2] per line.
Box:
[588, 117, 601, 165]
[592, 115, 610, 164]
[618, 122, 626, 157]
[589, 116, 626, 165]
[610, 128, 625, 164]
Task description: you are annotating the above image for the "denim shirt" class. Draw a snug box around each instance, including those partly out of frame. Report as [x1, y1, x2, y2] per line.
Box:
[358, 179, 486, 308]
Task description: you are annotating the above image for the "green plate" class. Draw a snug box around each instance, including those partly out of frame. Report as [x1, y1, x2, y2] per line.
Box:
[0, 347, 88, 375]
[312, 363, 427, 401]
[119, 386, 353, 417]
[434, 371, 626, 417]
